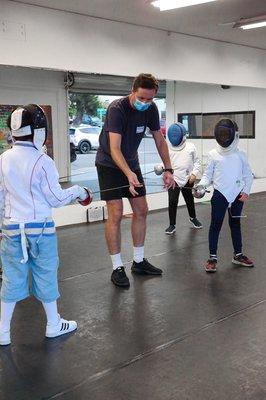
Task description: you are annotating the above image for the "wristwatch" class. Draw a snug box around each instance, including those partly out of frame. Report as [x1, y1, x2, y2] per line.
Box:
[164, 168, 174, 174]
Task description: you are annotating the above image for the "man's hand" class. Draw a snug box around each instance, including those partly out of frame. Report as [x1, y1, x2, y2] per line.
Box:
[163, 171, 175, 189]
[127, 171, 143, 197]
[188, 174, 197, 185]
[239, 192, 249, 202]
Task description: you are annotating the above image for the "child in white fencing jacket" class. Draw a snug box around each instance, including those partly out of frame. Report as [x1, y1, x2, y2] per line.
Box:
[165, 123, 202, 235]
[0, 104, 90, 345]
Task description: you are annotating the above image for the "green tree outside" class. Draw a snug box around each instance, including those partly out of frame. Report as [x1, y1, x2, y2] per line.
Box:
[69, 93, 104, 125]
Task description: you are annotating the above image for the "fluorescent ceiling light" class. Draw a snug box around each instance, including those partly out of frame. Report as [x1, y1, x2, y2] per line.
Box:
[151, 0, 217, 11]
[240, 21, 266, 30]
[234, 14, 266, 30]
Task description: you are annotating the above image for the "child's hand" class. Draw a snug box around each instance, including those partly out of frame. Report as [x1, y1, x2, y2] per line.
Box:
[239, 192, 249, 202]
[163, 171, 175, 189]
[78, 188, 93, 206]
[189, 174, 196, 185]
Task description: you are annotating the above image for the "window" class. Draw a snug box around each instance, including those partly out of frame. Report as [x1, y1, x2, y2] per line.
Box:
[69, 128, 76, 135]
[80, 127, 101, 134]
[178, 111, 255, 139]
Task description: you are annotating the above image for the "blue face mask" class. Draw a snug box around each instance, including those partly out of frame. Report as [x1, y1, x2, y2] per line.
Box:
[133, 99, 152, 112]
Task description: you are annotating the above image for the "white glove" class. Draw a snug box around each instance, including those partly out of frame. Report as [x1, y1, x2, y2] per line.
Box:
[78, 187, 88, 201]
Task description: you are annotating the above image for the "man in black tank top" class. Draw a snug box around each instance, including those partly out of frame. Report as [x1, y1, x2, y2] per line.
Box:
[96, 73, 175, 287]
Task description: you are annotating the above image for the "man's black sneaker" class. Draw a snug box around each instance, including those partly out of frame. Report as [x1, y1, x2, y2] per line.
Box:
[189, 217, 203, 229]
[165, 225, 176, 235]
[131, 259, 162, 275]
[111, 267, 130, 287]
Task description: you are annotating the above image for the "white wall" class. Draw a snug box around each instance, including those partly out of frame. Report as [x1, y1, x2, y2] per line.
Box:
[1, 0, 266, 88]
[170, 81, 266, 179]
[0, 65, 69, 178]
[245, 88, 266, 178]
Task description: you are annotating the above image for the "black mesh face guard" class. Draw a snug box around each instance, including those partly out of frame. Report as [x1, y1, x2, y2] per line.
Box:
[214, 125, 235, 148]
[24, 104, 47, 134]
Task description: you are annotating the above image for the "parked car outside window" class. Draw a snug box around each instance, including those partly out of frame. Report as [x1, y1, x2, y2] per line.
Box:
[81, 115, 103, 127]
[68, 125, 101, 154]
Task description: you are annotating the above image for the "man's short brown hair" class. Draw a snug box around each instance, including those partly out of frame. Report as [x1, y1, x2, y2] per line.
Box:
[132, 73, 159, 92]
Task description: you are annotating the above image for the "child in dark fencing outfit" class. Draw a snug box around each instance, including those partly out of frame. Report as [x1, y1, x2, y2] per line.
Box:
[197, 119, 254, 272]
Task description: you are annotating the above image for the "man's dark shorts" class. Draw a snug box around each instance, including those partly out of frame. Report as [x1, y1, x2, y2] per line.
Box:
[96, 164, 146, 201]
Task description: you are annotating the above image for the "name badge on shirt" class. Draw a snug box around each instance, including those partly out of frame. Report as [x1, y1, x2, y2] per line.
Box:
[136, 126, 145, 134]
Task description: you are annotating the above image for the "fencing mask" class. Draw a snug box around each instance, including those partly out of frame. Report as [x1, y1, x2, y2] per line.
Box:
[214, 119, 239, 149]
[7, 104, 48, 150]
[167, 123, 187, 149]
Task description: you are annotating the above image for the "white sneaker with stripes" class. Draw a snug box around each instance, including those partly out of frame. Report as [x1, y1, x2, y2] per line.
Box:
[46, 316, 77, 338]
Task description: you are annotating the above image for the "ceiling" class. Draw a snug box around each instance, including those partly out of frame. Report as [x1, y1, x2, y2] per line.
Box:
[11, 0, 266, 49]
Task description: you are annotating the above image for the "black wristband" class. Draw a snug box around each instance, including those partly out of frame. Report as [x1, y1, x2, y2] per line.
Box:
[164, 168, 174, 174]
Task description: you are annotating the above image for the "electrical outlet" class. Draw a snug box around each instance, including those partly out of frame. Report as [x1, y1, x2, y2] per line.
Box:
[86, 206, 104, 222]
